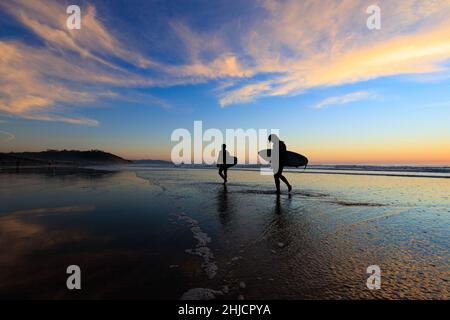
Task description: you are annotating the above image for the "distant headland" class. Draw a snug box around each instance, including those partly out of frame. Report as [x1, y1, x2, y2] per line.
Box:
[0, 150, 131, 166]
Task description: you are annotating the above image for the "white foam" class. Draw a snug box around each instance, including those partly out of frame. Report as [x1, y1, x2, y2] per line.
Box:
[180, 288, 223, 300]
[178, 213, 218, 279]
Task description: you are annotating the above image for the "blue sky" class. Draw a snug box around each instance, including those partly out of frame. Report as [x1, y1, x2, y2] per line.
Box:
[0, 0, 450, 163]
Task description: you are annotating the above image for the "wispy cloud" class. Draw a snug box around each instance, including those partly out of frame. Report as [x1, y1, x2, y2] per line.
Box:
[313, 91, 376, 109]
[2, 0, 450, 119]
[20, 114, 99, 127]
[219, 81, 273, 107]
[108, 92, 172, 110]
[0, 0, 170, 125]
[215, 0, 450, 106]
[0, 0, 158, 69]
[0, 130, 15, 141]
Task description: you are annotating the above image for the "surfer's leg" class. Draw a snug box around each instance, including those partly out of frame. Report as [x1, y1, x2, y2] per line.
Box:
[278, 166, 292, 192]
[224, 167, 228, 182]
[279, 175, 292, 192]
[219, 166, 226, 182]
[274, 173, 281, 194]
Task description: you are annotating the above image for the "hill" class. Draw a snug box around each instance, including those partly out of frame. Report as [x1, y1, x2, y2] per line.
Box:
[0, 150, 130, 165]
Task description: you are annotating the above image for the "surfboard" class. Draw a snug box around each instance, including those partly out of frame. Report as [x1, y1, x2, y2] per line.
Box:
[216, 156, 238, 168]
[259, 149, 308, 168]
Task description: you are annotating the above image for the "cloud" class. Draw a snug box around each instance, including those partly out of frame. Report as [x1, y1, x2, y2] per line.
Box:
[166, 21, 256, 80]
[110, 92, 172, 110]
[0, 40, 115, 123]
[0, 0, 158, 69]
[0, 130, 15, 141]
[2, 0, 450, 118]
[219, 81, 273, 107]
[313, 91, 376, 109]
[176, 55, 254, 79]
[0, 0, 170, 125]
[216, 0, 450, 105]
[20, 114, 99, 127]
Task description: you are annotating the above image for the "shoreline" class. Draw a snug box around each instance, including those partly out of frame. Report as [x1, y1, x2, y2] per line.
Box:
[123, 164, 450, 179]
[3, 163, 450, 179]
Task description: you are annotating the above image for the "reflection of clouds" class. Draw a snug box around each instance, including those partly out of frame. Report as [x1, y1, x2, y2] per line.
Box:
[2, 205, 96, 217]
[0, 204, 151, 298]
[0, 217, 44, 239]
[0, 205, 98, 268]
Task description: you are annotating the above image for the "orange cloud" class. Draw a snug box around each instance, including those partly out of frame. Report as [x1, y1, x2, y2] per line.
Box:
[1, 0, 158, 69]
[217, 0, 450, 105]
[2, 0, 450, 120]
[0, 0, 171, 125]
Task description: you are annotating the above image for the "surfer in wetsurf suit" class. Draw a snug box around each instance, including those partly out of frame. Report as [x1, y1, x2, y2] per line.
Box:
[269, 134, 292, 194]
[217, 144, 232, 183]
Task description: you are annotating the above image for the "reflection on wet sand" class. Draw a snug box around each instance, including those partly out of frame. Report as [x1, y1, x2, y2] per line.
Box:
[216, 184, 234, 229]
[0, 167, 448, 299]
[0, 204, 111, 298]
[0, 170, 188, 299]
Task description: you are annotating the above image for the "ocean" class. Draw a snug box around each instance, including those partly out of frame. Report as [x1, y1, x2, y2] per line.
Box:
[0, 165, 448, 299]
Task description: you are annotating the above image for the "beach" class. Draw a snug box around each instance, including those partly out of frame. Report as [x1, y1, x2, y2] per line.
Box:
[0, 166, 448, 299]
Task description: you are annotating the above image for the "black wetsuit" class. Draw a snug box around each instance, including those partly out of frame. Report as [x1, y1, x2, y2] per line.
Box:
[273, 141, 291, 193]
[218, 150, 229, 182]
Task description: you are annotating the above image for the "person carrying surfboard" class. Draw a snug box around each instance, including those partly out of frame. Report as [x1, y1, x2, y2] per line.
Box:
[217, 144, 235, 183]
[268, 134, 292, 194]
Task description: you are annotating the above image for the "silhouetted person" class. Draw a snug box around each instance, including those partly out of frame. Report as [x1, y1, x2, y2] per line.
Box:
[269, 134, 292, 194]
[217, 144, 233, 183]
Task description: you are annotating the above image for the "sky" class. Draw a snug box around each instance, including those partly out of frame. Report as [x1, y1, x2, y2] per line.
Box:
[0, 0, 450, 164]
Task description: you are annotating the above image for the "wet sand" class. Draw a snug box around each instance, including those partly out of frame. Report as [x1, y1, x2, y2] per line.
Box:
[0, 166, 448, 299]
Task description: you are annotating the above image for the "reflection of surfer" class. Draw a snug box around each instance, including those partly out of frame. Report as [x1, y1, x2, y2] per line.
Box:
[217, 144, 233, 183]
[269, 134, 292, 194]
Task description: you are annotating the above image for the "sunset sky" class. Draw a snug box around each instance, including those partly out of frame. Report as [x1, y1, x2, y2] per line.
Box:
[0, 0, 450, 164]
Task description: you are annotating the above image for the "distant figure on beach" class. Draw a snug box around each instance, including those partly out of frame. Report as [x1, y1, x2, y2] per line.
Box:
[217, 144, 236, 183]
[269, 134, 292, 194]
